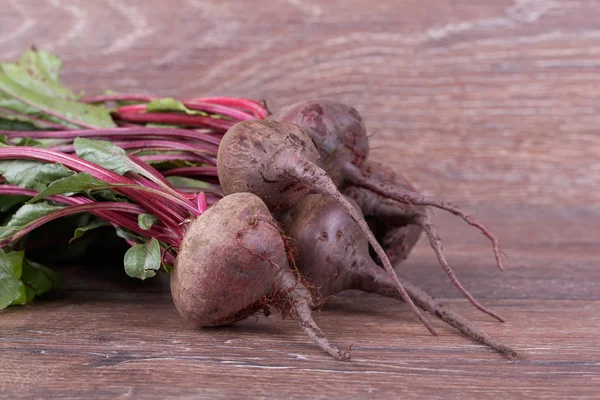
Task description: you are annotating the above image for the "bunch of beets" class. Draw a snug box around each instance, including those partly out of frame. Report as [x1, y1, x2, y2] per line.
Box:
[0, 50, 514, 360]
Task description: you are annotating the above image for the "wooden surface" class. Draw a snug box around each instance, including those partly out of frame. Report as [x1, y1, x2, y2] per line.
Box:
[1, 0, 599, 398]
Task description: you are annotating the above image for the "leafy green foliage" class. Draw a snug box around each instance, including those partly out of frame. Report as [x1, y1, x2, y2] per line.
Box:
[0, 195, 32, 213]
[138, 214, 158, 230]
[143, 158, 196, 170]
[124, 238, 161, 280]
[70, 220, 111, 243]
[0, 247, 61, 309]
[0, 249, 23, 308]
[146, 98, 206, 116]
[0, 119, 39, 131]
[28, 172, 107, 203]
[0, 202, 66, 240]
[0, 160, 74, 192]
[0, 49, 116, 129]
[73, 138, 160, 183]
[166, 176, 214, 190]
[21, 258, 62, 299]
[2, 50, 78, 100]
[115, 226, 142, 241]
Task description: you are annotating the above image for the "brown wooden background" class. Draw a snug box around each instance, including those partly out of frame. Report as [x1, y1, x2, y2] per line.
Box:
[1, 1, 599, 398]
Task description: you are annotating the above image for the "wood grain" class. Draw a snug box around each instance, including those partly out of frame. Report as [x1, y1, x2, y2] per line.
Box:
[0, 0, 599, 398]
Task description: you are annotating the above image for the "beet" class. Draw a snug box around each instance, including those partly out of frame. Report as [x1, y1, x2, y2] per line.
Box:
[280, 194, 515, 356]
[345, 161, 504, 322]
[272, 99, 505, 277]
[344, 161, 424, 266]
[171, 192, 350, 360]
[271, 99, 369, 187]
[217, 119, 436, 335]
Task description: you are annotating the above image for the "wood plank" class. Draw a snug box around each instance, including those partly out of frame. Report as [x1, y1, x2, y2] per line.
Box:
[2, 293, 598, 399]
[0, 0, 599, 398]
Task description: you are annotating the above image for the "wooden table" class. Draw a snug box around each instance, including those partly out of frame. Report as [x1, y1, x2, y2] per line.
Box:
[1, 1, 599, 398]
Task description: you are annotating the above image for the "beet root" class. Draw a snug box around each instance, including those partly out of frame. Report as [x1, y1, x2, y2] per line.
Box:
[343, 161, 424, 266]
[271, 99, 369, 187]
[280, 194, 515, 355]
[272, 101, 504, 279]
[217, 120, 436, 335]
[342, 161, 505, 272]
[344, 161, 505, 322]
[171, 192, 350, 360]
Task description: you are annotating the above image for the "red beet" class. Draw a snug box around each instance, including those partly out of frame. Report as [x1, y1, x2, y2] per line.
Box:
[273, 100, 505, 278]
[171, 192, 350, 360]
[280, 194, 515, 356]
[271, 99, 369, 187]
[344, 161, 424, 266]
[217, 120, 437, 335]
[345, 161, 504, 322]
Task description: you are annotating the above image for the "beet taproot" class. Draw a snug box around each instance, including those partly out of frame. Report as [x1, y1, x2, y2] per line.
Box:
[343, 161, 424, 266]
[272, 99, 505, 277]
[217, 119, 436, 335]
[171, 192, 349, 360]
[345, 161, 504, 322]
[280, 194, 515, 355]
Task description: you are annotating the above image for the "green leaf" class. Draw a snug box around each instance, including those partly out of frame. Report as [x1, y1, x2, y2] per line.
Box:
[115, 226, 145, 243]
[13, 137, 44, 147]
[0, 118, 39, 131]
[0, 202, 66, 239]
[166, 176, 213, 190]
[91, 189, 128, 203]
[3, 50, 78, 100]
[0, 195, 31, 212]
[70, 220, 110, 243]
[0, 50, 115, 129]
[28, 172, 108, 203]
[7, 250, 24, 279]
[144, 123, 183, 128]
[124, 238, 161, 280]
[0, 160, 74, 191]
[0, 94, 57, 129]
[138, 213, 158, 230]
[73, 138, 155, 180]
[144, 158, 196, 170]
[146, 98, 205, 116]
[0, 248, 24, 308]
[24, 286, 36, 302]
[10, 284, 27, 305]
[21, 258, 62, 297]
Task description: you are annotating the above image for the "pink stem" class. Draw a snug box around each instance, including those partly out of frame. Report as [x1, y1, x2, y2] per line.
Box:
[113, 111, 235, 131]
[115, 104, 147, 113]
[126, 173, 199, 217]
[0, 107, 68, 130]
[182, 101, 255, 121]
[81, 95, 268, 119]
[0, 147, 189, 232]
[128, 155, 175, 188]
[112, 140, 217, 154]
[187, 97, 268, 119]
[162, 166, 218, 177]
[0, 127, 222, 146]
[136, 153, 216, 165]
[0, 202, 172, 247]
[197, 193, 207, 213]
[0, 185, 178, 243]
